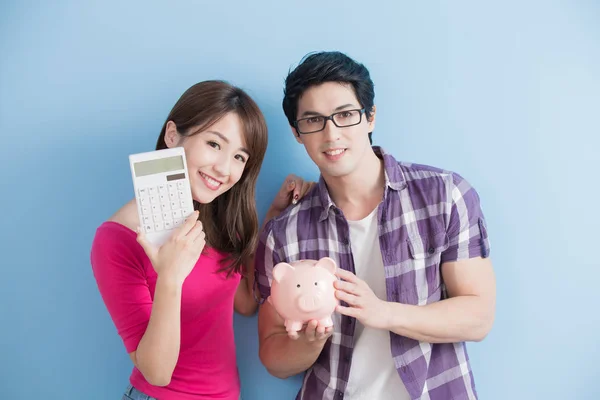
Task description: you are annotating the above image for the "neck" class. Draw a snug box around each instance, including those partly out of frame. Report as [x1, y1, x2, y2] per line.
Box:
[322, 147, 385, 220]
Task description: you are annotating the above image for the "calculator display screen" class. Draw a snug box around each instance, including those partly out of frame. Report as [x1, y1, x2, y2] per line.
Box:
[134, 155, 184, 177]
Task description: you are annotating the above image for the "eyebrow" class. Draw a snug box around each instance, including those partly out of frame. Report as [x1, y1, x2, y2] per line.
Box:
[206, 131, 250, 156]
[299, 104, 357, 118]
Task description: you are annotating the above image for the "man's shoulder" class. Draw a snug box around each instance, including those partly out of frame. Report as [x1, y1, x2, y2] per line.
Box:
[393, 157, 466, 188]
[262, 185, 322, 235]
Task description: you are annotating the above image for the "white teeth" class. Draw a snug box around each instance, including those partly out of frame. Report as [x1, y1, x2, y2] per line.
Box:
[325, 149, 345, 156]
[200, 172, 221, 187]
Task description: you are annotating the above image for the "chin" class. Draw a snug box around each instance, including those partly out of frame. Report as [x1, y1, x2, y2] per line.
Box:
[192, 191, 219, 204]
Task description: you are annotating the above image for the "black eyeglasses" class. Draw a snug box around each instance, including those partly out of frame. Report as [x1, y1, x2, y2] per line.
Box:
[293, 108, 366, 134]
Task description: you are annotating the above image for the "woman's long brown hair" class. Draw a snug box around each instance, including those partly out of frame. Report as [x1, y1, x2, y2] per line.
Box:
[155, 81, 268, 277]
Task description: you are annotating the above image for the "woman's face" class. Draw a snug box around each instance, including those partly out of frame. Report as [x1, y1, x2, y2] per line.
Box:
[165, 112, 250, 204]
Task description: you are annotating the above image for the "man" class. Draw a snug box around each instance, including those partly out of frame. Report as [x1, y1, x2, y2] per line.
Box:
[255, 51, 495, 400]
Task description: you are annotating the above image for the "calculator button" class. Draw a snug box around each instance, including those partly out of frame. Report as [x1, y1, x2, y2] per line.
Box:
[141, 206, 150, 215]
[168, 183, 177, 192]
[169, 191, 178, 200]
[161, 202, 171, 211]
[144, 224, 154, 233]
[148, 187, 157, 195]
[154, 221, 164, 231]
[178, 190, 185, 198]
[180, 199, 189, 209]
[158, 184, 167, 194]
[151, 204, 160, 214]
[164, 220, 173, 230]
[140, 197, 148, 206]
[139, 188, 148, 197]
[143, 216, 152, 225]
[150, 195, 158, 204]
[159, 193, 168, 203]
[177, 181, 185, 189]
[171, 209, 182, 219]
[153, 213, 162, 221]
[170, 200, 179, 209]
[174, 218, 183, 227]
[162, 211, 170, 220]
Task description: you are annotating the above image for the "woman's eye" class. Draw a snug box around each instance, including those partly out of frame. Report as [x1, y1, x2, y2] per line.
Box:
[235, 154, 247, 163]
[208, 141, 220, 150]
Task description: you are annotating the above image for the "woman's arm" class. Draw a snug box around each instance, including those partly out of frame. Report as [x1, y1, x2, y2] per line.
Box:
[234, 175, 316, 316]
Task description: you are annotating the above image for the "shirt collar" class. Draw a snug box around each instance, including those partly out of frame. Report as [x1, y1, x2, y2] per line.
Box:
[317, 146, 407, 221]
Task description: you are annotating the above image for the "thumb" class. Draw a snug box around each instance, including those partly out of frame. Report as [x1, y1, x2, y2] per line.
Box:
[136, 227, 157, 260]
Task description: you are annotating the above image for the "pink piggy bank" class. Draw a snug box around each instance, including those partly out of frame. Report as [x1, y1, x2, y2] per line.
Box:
[269, 257, 338, 337]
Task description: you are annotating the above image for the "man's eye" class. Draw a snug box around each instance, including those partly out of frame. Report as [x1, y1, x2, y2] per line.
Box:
[307, 117, 323, 124]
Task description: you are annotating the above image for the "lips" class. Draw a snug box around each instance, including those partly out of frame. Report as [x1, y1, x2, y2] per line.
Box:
[198, 171, 223, 190]
[323, 148, 347, 161]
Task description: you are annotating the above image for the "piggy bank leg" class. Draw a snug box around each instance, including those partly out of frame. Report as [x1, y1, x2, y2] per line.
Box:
[285, 320, 304, 339]
[318, 316, 334, 328]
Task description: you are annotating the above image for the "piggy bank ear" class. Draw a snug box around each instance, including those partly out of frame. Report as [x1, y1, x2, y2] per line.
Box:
[272, 262, 295, 283]
[316, 257, 337, 275]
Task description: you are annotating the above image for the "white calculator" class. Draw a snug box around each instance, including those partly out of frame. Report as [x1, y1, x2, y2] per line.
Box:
[129, 147, 195, 246]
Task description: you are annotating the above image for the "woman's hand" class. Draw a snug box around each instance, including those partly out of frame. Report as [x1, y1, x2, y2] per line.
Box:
[266, 174, 316, 221]
[137, 210, 206, 285]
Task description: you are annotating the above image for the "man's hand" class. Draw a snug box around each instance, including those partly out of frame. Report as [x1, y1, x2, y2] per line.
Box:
[288, 320, 334, 342]
[334, 268, 390, 330]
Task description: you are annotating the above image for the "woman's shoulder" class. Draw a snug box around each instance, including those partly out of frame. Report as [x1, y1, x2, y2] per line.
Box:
[92, 201, 140, 256]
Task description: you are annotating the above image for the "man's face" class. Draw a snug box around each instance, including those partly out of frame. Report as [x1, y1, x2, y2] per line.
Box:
[293, 82, 375, 180]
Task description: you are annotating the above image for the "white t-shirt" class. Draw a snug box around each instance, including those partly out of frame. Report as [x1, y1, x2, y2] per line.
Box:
[345, 207, 411, 400]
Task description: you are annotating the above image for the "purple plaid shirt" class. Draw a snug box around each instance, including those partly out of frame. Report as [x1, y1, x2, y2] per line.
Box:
[255, 146, 491, 400]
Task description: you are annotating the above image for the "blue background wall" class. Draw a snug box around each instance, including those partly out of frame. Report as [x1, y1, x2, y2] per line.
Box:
[1, 1, 598, 399]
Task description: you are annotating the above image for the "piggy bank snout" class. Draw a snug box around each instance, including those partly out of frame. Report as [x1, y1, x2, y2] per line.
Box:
[297, 293, 324, 312]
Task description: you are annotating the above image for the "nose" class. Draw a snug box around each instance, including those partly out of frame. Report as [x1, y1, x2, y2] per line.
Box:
[322, 119, 342, 142]
[212, 154, 231, 178]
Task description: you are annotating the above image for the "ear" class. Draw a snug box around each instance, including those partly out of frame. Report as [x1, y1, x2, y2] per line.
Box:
[164, 121, 181, 148]
[315, 257, 337, 275]
[366, 105, 376, 132]
[291, 126, 303, 144]
[272, 262, 295, 283]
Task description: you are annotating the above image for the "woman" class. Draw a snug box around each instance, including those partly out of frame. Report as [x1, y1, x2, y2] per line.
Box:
[91, 80, 313, 400]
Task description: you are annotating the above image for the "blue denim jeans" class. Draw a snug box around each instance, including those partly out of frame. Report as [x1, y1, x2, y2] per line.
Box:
[122, 384, 157, 400]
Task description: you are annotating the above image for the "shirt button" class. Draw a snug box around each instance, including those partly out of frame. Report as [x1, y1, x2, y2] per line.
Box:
[428, 246, 435, 254]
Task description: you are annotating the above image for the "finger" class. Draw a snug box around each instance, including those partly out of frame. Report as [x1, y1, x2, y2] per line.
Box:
[177, 210, 199, 237]
[281, 176, 296, 197]
[136, 227, 156, 259]
[335, 290, 360, 306]
[315, 324, 326, 336]
[187, 220, 205, 241]
[317, 330, 333, 341]
[336, 304, 359, 318]
[335, 268, 359, 283]
[334, 280, 359, 294]
[304, 320, 318, 341]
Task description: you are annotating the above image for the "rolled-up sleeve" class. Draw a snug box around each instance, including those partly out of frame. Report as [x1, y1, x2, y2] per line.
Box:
[441, 173, 491, 263]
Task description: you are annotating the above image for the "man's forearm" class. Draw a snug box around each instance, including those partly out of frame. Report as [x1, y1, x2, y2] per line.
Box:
[385, 295, 494, 343]
[260, 333, 326, 379]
